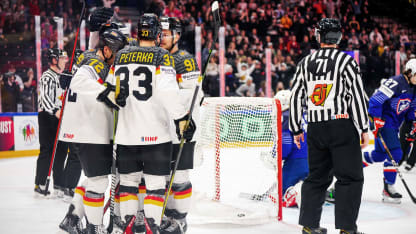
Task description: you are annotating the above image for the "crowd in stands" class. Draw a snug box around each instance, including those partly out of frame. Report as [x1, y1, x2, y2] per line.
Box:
[1, 0, 416, 112]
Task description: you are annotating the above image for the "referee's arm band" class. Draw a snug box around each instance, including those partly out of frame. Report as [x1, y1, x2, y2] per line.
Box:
[361, 128, 369, 133]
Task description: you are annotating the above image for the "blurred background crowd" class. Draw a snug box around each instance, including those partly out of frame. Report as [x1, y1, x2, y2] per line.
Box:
[1, 0, 416, 112]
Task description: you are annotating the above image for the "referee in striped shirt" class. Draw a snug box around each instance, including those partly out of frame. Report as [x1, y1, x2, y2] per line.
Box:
[34, 48, 69, 195]
[289, 18, 369, 234]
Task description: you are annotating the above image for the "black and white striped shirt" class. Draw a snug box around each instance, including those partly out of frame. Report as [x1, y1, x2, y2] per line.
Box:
[38, 69, 63, 114]
[289, 47, 369, 134]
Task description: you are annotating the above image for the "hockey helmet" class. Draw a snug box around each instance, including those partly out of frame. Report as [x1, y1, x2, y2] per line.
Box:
[48, 48, 68, 63]
[137, 13, 161, 40]
[99, 28, 128, 54]
[274, 90, 291, 111]
[160, 17, 182, 35]
[315, 18, 342, 45]
[405, 59, 416, 76]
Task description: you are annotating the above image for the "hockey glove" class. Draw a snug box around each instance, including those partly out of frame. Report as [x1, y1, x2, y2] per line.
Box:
[372, 117, 385, 138]
[97, 82, 119, 110]
[115, 83, 129, 107]
[87, 7, 114, 32]
[59, 71, 72, 89]
[174, 114, 196, 142]
[405, 121, 416, 142]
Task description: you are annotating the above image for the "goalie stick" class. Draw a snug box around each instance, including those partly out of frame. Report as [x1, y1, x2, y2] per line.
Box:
[161, 1, 222, 220]
[239, 182, 278, 203]
[44, 0, 86, 196]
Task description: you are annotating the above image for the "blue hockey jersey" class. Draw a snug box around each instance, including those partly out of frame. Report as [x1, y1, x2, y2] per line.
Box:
[368, 74, 416, 129]
[282, 110, 307, 159]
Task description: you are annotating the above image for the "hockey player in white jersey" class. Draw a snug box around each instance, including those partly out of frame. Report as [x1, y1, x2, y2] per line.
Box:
[106, 14, 196, 234]
[159, 16, 202, 234]
[58, 27, 127, 234]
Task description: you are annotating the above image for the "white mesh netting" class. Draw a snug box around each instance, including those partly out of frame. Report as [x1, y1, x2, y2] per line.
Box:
[189, 97, 282, 225]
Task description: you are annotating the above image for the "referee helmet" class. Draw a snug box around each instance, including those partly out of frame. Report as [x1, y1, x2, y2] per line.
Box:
[315, 18, 342, 45]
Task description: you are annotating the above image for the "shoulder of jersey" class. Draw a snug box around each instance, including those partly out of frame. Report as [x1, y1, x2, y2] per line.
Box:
[79, 50, 110, 78]
[173, 50, 193, 60]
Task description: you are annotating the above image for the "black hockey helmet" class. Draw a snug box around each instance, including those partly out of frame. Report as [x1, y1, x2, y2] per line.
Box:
[315, 18, 342, 45]
[48, 48, 68, 63]
[160, 17, 182, 35]
[137, 13, 161, 40]
[98, 28, 128, 54]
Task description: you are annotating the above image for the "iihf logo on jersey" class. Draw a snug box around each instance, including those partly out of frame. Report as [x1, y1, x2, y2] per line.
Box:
[310, 84, 333, 106]
[396, 98, 411, 114]
[63, 133, 74, 139]
[141, 136, 158, 142]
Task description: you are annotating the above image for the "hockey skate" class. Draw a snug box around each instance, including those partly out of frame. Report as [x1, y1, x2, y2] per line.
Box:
[112, 215, 135, 234]
[63, 188, 75, 203]
[340, 229, 365, 234]
[160, 217, 187, 234]
[85, 223, 108, 234]
[382, 180, 402, 204]
[133, 211, 145, 234]
[404, 162, 414, 172]
[59, 204, 84, 234]
[302, 226, 327, 234]
[52, 185, 65, 199]
[34, 185, 50, 197]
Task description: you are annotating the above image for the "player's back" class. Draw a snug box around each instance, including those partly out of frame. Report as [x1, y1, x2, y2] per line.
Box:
[114, 45, 186, 145]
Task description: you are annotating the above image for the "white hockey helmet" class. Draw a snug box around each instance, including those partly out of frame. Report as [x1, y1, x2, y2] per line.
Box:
[405, 59, 416, 76]
[274, 90, 291, 111]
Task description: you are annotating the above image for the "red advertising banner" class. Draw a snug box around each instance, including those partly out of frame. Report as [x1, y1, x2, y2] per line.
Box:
[0, 116, 14, 151]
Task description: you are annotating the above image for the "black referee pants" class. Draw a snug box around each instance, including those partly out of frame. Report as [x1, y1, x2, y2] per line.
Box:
[299, 119, 364, 230]
[35, 111, 68, 187]
[399, 121, 416, 167]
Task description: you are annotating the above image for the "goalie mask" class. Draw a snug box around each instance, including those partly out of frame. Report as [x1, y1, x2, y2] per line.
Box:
[137, 13, 161, 41]
[315, 18, 342, 45]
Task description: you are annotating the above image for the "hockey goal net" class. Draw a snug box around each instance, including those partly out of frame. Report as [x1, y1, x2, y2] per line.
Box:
[190, 97, 282, 224]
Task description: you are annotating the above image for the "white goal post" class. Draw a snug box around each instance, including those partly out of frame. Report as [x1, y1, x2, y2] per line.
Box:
[190, 97, 283, 224]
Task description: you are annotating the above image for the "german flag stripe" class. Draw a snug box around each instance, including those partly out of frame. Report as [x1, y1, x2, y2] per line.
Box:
[97, 77, 104, 84]
[176, 74, 183, 83]
[174, 188, 192, 196]
[174, 191, 192, 200]
[115, 194, 120, 203]
[83, 196, 104, 207]
[139, 185, 146, 194]
[384, 168, 397, 173]
[75, 187, 85, 196]
[156, 66, 161, 75]
[119, 193, 138, 202]
[144, 196, 164, 207]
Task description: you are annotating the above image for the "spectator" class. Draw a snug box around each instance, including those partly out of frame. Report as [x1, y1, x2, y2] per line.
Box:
[1, 72, 20, 112]
[369, 27, 383, 44]
[236, 58, 255, 84]
[21, 68, 37, 112]
[280, 13, 293, 29]
[236, 78, 256, 97]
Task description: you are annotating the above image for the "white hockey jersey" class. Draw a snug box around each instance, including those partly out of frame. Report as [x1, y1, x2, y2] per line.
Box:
[59, 50, 114, 144]
[168, 50, 203, 144]
[114, 46, 187, 145]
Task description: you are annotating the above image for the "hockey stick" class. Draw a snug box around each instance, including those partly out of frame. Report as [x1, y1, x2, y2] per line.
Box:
[377, 133, 416, 204]
[103, 182, 119, 215]
[161, 1, 221, 220]
[239, 182, 278, 203]
[44, 0, 86, 196]
[107, 76, 121, 233]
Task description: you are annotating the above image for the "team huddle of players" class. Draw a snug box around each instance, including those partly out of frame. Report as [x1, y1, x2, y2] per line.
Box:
[55, 8, 200, 234]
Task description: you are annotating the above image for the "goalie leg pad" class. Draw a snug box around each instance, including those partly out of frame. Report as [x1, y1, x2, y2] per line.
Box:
[143, 174, 166, 226]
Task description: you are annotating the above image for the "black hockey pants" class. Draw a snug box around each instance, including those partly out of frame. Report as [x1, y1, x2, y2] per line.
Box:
[35, 111, 68, 187]
[299, 119, 364, 231]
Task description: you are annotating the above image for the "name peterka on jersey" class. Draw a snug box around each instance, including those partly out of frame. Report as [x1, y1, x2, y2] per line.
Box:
[118, 51, 154, 64]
